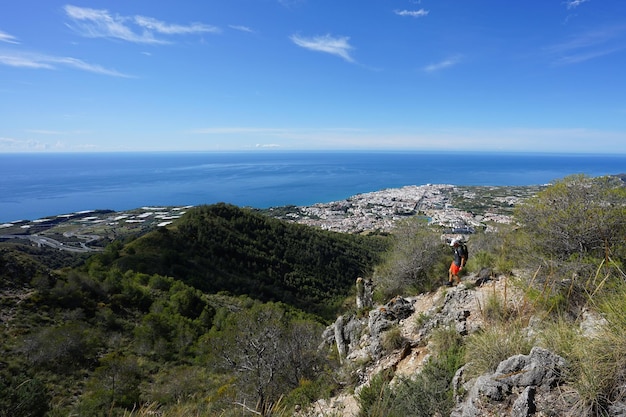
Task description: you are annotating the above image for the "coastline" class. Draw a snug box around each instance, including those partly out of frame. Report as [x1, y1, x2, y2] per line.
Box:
[2, 151, 624, 223]
[1, 184, 544, 252]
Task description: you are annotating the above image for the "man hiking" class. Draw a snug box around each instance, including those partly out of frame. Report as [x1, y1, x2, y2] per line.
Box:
[447, 238, 467, 286]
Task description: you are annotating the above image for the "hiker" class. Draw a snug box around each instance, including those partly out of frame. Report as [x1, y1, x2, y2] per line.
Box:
[447, 238, 467, 286]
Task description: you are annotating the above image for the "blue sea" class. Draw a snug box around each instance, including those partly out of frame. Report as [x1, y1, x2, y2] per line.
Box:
[1, 151, 625, 223]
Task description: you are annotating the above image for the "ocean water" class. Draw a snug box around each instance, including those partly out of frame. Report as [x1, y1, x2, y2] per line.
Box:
[1, 151, 624, 222]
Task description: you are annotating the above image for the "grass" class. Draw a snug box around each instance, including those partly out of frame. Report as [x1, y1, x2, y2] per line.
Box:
[381, 326, 405, 353]
[534, 275, 626, 416]
[464, 320, 534, 378]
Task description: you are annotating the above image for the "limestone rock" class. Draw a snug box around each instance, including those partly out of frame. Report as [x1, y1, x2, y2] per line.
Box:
[452, 347, 567, 417]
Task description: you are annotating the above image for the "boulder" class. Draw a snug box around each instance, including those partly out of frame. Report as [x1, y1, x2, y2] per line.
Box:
[452, 347, 566, 417]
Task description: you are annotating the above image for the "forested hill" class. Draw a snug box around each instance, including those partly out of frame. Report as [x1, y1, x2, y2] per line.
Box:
[92, 203, 390, 319]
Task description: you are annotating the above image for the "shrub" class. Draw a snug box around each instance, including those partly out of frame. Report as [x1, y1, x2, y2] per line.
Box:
[357, 370, 396, 417]
[280, 374, 338, 414]
[0, 373, 50, 417]
[374, 218, 446, 298]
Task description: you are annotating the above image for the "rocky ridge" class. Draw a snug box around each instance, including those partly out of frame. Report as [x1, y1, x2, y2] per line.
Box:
[305, 274, 622, 417]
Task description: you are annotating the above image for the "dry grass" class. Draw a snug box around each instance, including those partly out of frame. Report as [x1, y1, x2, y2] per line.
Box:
[464, 319, 534, 378]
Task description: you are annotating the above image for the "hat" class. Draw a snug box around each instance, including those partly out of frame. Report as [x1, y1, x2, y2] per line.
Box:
[450, 238, 459, 246]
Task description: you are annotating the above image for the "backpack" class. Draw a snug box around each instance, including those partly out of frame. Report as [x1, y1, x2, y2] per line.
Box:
[459, 242, 469, 260]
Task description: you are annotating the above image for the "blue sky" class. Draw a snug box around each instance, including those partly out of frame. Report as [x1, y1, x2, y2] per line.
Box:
[1, 0, 625, 153]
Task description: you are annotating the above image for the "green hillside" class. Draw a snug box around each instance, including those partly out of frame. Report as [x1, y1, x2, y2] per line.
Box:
[91, 203, 390, 319]
[0, 203, 390, 416]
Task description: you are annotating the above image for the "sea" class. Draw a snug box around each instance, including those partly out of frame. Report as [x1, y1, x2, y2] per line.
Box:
[1, 151, 625, 223]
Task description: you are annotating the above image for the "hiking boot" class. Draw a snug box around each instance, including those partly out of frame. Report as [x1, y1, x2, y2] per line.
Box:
[446, 281, 453, 287]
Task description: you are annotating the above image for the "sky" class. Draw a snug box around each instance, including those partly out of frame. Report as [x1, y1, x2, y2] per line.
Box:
[1, 0, 625, 153]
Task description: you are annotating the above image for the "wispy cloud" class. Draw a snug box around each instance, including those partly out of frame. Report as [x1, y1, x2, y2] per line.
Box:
[565, 0, 590, 9]
[0, 50, 131, 77]
[423, 55, 462, 72]
[229, 25, 254, 33]
[290, 34, 355, 62]
[0, 30, 20, 44]
[394, 9, 429, 18]
[63, 4, 220, 44]
[546, 25, 626, 65]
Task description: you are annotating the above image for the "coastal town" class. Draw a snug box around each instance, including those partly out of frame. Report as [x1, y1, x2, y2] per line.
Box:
[266, 183, 542, 234]
[1, 184, 543, 253]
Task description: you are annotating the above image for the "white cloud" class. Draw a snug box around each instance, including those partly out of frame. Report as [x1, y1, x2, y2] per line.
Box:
[566, 0, 590, 9]
[290, 34, 355, 62]
[0, 50, 131, 77]
[394, 9, 429, 18]
[423, 55, 462, 72]
[63, 4, 219, 44]
[0, 30, 20, 44]
[134, 16, 219, 35]
[0, 53, 54, 69]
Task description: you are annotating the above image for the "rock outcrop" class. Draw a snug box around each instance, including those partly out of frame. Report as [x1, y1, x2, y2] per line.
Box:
[310, 274, 623, 417]
[451, 347, 567, 417]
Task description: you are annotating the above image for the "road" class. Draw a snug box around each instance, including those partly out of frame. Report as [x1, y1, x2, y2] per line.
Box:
[0, 234, 102, 253]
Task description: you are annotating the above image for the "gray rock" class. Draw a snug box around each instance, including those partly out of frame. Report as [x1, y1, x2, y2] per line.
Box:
[494, 347, 565, 389]
[368, 308, 395, 358]
[324, 314, 368, 364]
[385, 295, 415, 321]
[474, 267, 493, 286]
[356, 277, 374, 310]
[580, 308, 608, 339]
[511, 386, 536, 417]
[367, 296, 415, 358]
[334, 315, 347, 363]
[453, 347, 566, 417]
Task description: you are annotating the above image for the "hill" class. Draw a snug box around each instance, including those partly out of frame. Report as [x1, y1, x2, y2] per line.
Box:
[90, 203, 390, 320]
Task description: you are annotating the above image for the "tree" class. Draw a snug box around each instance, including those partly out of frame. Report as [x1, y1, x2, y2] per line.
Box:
[209, 302, 324, 415]
[514, 175, 626, 305]
[374, 217, 445, 298]
[78, 353, 143, 415]
[515, 175, 626, 262]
